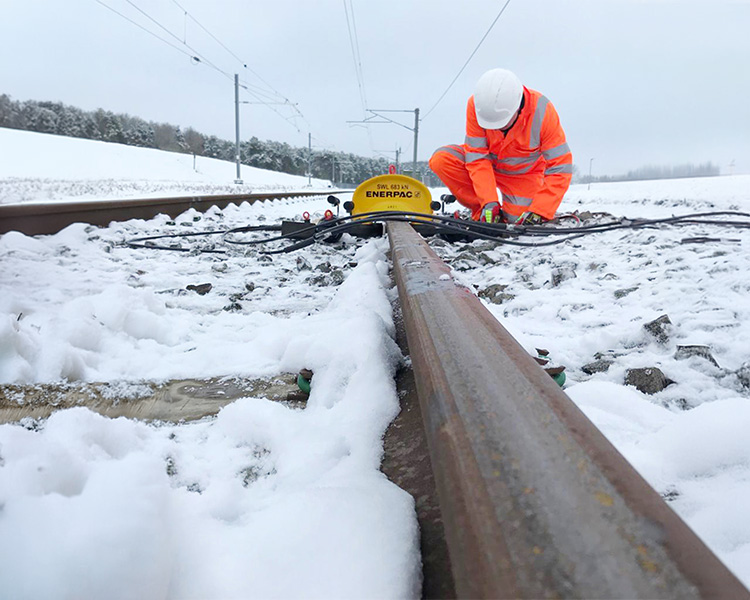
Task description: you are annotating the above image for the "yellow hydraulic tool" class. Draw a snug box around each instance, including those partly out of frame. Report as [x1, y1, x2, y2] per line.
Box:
[347, 174, 433, 216]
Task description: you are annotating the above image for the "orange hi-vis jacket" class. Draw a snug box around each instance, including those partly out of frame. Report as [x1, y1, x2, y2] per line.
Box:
[429, 87, 573, 221]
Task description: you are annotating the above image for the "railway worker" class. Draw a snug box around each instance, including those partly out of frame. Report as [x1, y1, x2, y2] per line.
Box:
[429, 68, 573, 224]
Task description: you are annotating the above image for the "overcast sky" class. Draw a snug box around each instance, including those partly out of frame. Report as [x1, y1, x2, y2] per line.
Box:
[2, 0, 749, 176]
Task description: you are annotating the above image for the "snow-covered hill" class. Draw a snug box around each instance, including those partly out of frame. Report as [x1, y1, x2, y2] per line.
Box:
[0, 127, 332, 204]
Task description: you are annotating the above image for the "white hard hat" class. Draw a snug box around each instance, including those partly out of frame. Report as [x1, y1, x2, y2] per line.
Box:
[474, 68, 523, 129]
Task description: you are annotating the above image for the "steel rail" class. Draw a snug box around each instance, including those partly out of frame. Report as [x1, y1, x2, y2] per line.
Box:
[387, 220, 749, 599]
[0, 190, 346, 236]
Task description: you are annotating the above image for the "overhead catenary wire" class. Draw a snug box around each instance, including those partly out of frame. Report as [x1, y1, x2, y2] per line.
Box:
[423, 0, 513, 120]
[119, 0, 233, 79]
[164, 1, 311, 139]
[342, 0, 368, 117]
[97, 0, 315, 143]
[96, 0, 233, 81]
[98, 3, 277, 98]
[166, 0, 305, 111]
[342, 0, 375, 152]
[235, 76, 306, 135]
[238, 76, 308, 127]
[95, 0, 201, 64]
[171, 0, 247, 68]
[237, 80, 287, 103]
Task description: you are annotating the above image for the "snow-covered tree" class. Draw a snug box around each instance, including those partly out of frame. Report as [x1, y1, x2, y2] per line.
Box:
[183, 127, 204, 155]
[0, 94, 22, 129]
[174, 126, 188, 153]
[21, 102, 58, 134]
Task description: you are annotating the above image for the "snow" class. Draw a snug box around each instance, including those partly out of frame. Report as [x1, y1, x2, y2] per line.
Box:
[0, 127, 331, 204]
[0, 208, 421, 598]
[567, 384, 750, 582]
[0, 395, 419, 599]
[2, 130, 750, 596]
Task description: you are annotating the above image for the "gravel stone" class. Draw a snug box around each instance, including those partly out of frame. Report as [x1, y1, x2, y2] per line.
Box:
[736, 363, 750, 389]
[644, 314, 672, 345]
[478, 284, 515, 305]
[186, 283, 212, 295]
[551, 265, 577, 287]
[614, 286, 639, 299]
[674, 345, 720, 368]
[581, 359, 614, 375]
[625, 367, 674, 394]
[296, 256, 312, 271]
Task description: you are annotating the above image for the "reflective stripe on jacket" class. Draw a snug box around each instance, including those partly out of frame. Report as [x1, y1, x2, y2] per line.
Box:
[464, 87, 573, 220]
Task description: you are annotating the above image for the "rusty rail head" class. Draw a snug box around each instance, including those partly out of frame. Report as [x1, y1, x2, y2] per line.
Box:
[387, 221, 749, 599]
[0, 190, 346, 236]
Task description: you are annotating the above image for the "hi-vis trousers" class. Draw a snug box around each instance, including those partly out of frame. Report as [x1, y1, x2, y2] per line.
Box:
[429, 144, 544, 221]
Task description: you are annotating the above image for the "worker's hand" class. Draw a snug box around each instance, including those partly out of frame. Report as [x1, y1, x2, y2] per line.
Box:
[479, 202, 502, 223]
[516, 211, 544, 225]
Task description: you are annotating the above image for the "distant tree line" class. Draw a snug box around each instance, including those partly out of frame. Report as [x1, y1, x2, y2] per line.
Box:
[0, 94, 394, 185]
[578, 161, 720, 184]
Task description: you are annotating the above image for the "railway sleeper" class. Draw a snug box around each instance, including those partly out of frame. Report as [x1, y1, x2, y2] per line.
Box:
[0, 375, 307, 424]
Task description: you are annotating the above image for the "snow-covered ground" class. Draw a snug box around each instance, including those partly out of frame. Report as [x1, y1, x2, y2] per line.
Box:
[0, 127, 331, 204]
[0, 198, 421, 599]
[2, 130, 750, 597]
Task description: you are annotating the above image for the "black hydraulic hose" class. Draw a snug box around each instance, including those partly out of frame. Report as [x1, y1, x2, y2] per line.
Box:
[126, 224, 282, 253]
[263, 210, 750, 252]
[221, 210, 507, 250]
[125, 210, 750, 255]
[261, 215, 586, 252]
[127, 229, 230, 254]
[221, 210, 482, 246]
[221, 223, 295, 245]
[261, 237, 317, 254]
[223, 222, 318, 245]
[515, 211, 750, 237]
